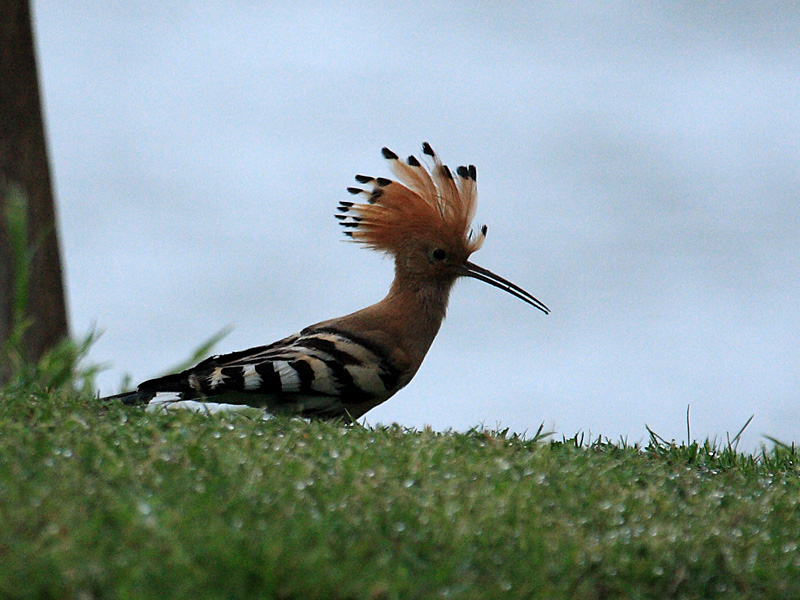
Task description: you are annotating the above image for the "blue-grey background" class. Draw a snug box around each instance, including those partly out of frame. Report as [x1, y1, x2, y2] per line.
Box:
[32, 3, 800, 450]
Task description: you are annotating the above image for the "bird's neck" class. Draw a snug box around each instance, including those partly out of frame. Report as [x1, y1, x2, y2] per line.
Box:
[376, 271, 455, 357]
[385, 272, 454, 325]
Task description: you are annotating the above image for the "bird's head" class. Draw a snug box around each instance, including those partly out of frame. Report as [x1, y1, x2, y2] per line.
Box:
[337, 143, 549, 314]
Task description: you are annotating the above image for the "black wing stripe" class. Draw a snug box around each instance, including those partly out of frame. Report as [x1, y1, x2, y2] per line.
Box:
[378, 363, 403, 392]
[289, 359, 315, 393]
[311, 327, 387, 360]
[214, 343, 347, 369]
[220, 366, 244, 390]
[299, 336, 365, 366]
[255, 362, 282, 392]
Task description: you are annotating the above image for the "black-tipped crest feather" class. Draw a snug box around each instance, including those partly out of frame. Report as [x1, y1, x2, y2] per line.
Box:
[339, 143, 486, 254]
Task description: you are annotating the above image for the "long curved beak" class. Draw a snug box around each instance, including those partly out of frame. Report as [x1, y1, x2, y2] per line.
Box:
[459, 260, 550, 314]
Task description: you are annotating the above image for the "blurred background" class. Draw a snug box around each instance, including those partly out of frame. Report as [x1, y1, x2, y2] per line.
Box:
[32, 3, 799, 450]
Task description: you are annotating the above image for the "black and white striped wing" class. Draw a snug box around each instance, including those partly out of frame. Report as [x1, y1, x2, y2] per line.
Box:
[133, 326, 405, 419]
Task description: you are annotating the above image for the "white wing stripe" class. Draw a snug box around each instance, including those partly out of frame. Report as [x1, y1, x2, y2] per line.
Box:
[208, 367, 226, 389]
[273, 360, 301, 393]
[242, 364, 262, 390]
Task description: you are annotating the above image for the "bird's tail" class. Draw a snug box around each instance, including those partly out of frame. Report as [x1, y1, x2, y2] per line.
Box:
[101, 390, 154, 406]
[101, 371, 196, 406]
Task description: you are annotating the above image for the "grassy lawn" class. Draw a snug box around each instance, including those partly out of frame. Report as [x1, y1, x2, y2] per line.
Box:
[0, 387, 798, 599]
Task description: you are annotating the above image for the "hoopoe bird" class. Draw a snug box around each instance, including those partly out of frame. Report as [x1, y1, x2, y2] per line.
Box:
[105, 143, 549, 420]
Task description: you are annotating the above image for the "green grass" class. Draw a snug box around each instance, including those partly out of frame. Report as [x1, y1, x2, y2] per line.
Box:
[1, 386, 799, 599]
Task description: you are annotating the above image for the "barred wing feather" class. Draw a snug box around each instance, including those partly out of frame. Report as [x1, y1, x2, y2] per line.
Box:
[121, 327, 405, 420]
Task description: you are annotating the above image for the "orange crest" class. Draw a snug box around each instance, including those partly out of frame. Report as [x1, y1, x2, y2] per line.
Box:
[337, 143, 487, 258]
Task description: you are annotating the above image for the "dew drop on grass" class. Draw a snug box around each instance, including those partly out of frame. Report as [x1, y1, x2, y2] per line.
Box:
[138, 501, 152, 516]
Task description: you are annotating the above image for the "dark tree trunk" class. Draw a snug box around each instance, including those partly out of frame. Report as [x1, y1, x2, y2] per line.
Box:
[0, 0, 69, 380]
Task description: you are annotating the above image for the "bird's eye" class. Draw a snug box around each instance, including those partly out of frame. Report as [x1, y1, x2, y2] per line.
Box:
[431, 248, 447, 261]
